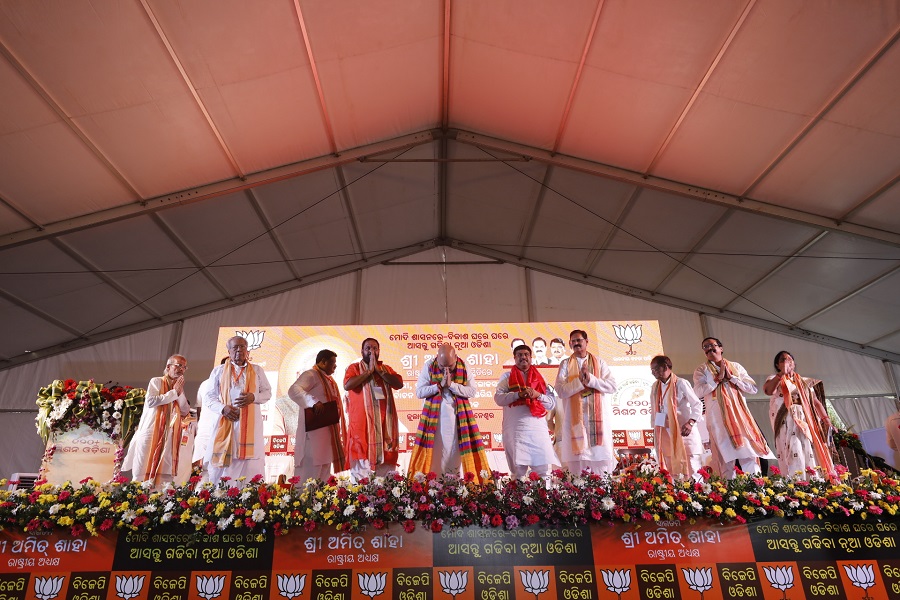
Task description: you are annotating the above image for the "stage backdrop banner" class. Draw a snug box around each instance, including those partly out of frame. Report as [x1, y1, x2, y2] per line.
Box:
[211, 321, 663, 460]
[2, 519, 899, 599]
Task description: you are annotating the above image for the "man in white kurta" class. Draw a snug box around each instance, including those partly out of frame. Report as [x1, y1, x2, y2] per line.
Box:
[191, 374, 218, 475]
[693, 337, 773, 478]
[204, 336, 272, 483]
[553, 329, 618, 474]
[650, 355, 703, 479]
[123, 355, 191, 486]
[494, 344, 557, 478]
[289, 350, 343, 482]
[414, 345, 479, 475]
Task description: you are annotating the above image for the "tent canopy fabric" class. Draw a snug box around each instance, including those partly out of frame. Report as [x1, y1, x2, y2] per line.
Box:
[2, 2, 900, 474]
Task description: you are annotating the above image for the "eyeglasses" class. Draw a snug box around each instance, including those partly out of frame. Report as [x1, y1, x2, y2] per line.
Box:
[701, 344, 720, 351]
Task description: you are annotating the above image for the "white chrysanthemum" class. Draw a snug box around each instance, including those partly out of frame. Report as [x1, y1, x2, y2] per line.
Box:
[48, 504, 62, 515]
[141, 480, 154, 490]
[691, 501, 703, 511]
[428, 488, 438, 497]
[523, 496, 534, 506]
[457, 485, 468, 498]
[122, 510, 137, 522]
[191, 514, 204, 525]
[363, 506, 375, 517]
[728, 496, 737, 502]
[392, 486, 403, 498]
[403, 506, 416, 519]
[144, 504, 157, 513]
[252, 508, 266, 522]
[161, 513, 172, 523]
[112, 411, 121, 419]
[870, 492, 882, 500]
[114, 399, 124, 410]
[213, 487, 227, 499]
[279, 495, 291, 508]
[789, 501, 800, 509]
[602, 497, 617, 511]
[659, 502, 669, 511]
[241, 491, 251, 501]
[373, 476, 385, 486]
[343, 505, 356, 516]
[164, 501, 175, 511]
[312, 502, 322, 512]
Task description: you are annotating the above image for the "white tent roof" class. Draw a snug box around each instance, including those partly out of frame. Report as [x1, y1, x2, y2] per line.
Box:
[2, 0, 900, 372]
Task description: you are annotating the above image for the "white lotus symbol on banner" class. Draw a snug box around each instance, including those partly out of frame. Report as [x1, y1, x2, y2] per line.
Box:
[438, 570, 468, 599]
[236, 330, 265, 350]
[276, 574, 307, 600]
[762, 566, 795, 600]
[682, 567, 713, 599]
[196, 575, 226, 600]
[613, 324, 642, 355]
[34, 576, 65, 600]
[600, 569, 631, 599]
[519, 569, 550, 599]
[358, 573, 387, 598]
[843, 564, 876, 599]
[115, 575, 145, 600]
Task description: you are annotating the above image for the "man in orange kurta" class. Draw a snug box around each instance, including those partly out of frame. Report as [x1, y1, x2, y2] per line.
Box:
[343, 338, 404, 481]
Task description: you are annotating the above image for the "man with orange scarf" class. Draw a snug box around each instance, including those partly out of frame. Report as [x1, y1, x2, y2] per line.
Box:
[494, 344, 557, 478]
[408, 343, 491, 482]
[204, 336, 272, 484]
[289, 349, 346, 482]
[650, 355, 703, 479]
[763, 351, 834, 476]
[552, 329, 618, 474]
[693, 337, 774, 478]
[123, 355, 191, 487]
[344, 338, 404, 481]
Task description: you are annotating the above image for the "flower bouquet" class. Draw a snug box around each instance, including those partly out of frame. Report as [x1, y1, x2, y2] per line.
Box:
[35, 379, 145, 446]
[34, 379, 146, 482]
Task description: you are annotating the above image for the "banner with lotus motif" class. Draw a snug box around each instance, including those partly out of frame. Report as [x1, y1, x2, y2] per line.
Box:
[3, 518, 900, 600]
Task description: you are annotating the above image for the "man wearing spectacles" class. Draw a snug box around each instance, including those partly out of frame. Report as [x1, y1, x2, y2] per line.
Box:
[552, 329, 618, 475]
[205, 336, 272, 484]
[650, 355, 703, 480]
[693, 337, 773, 477]
[122, 355, 192, 487]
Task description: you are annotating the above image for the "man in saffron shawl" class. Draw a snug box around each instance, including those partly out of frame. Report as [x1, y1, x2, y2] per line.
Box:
[289, 349, 346, 482]
[552, 329, 618, 474]
[408, 343, 490, 482]
[650, 355, 703, 479]
[693, 337, 774, 478]
[123, 355, 191, 487]
[494, 344, 557, 478]
[204, 336, 272, 483]
[344, 338, 404, 481]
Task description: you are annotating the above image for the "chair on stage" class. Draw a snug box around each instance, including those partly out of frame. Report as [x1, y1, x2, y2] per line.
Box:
[616, 448, 651, 473]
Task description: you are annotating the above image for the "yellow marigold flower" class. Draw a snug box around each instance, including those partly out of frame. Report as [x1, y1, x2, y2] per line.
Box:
[623, 514, 631, 522]
[85, 521, 96, 534]
[743, 506, 755, 514]
[234, 519, 243, 528]
[99, 499, 111, 509]
[712, 505, 722, 515]
[57, 516, 73, 526]
[187, 497, 198, 507]
[256, 534, 265, 542]
[180, 512, 191, 523]
[316, 491, 325, 500]
[653, 514, 660, 521]
[75, 508, 88, 517]
[118, 501, 130, 511]
[724, 508, 736, 518]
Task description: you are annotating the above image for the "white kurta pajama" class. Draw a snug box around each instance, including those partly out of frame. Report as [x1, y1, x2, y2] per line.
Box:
[204, 363, 271, 483]
[191, 377, 217, 467]
[415, 358, 478, 475]
[553, 356, 618, 474]
[122, 376, 191, 484]
[651, 377, 703, 478]
[494, 371, 557, 478]
[693, 361, 774, 476]
[289, 369, 340, 482]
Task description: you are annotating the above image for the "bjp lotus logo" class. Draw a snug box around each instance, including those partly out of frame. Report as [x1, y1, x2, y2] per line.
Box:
[682, 567, 713, 599]
[236, 330, 265, 350]
[196, 575, 226, 600]
[843, 564, 876, 599]
[613, 324, 642, 355]
[115, 575, 145, 600]
[519, 569, 550, 599]
[762, 566, 794, 600]
[358, 573, 387, 598]
[33, 576, 65, 600]
[438, 571, 468, 599]
[276, 574, 307, 600]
